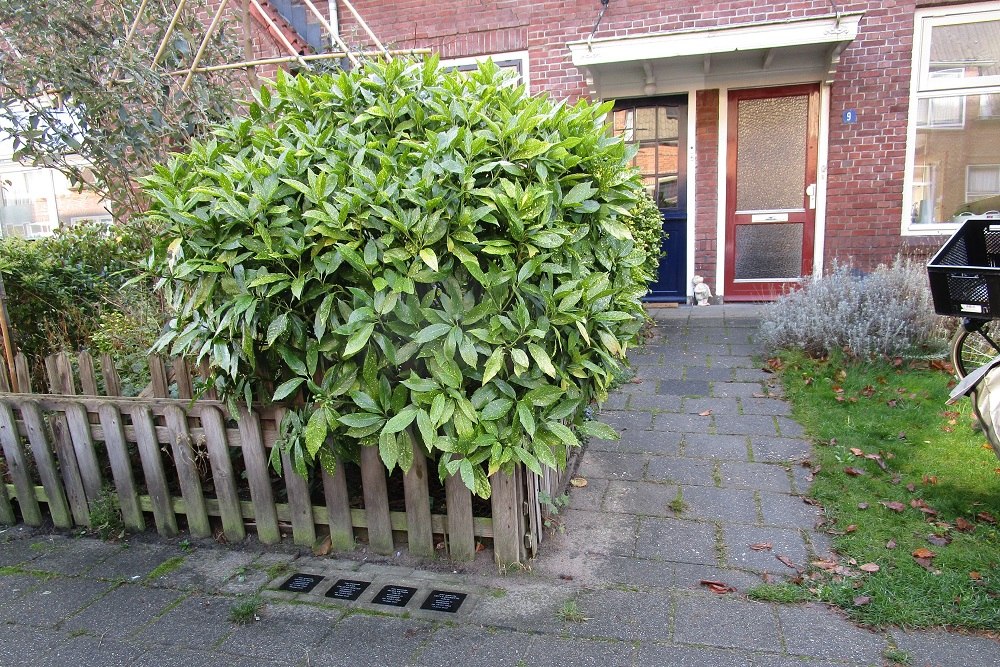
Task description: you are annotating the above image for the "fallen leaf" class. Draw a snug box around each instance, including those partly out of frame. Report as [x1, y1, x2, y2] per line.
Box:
[887, 399, 898, 408]
[977, 512, 997, 525]
[886, 539, 897, 549]
[906, 483, 916, 492]
[569, 477, 588, 488]
[970, 571, 982, 580]
[859, 563, 880, 573]
[881, 501, 906, 512]
[750, 542, 773, 551]
[853, 595, 872, 606]
[858, 502, 869, 510]
[812, 560, 838, 571]
[312, 535, 332, 557]
[955, 517, 976, 532]
[914, 557, 938, 573]
[927, 534, 951, 547]
[861, 385, 875, 397]
[844, 467, 865, 477]
[700, 580, 736, 594]
[845, 524, 858, 533]
[698, 409, 712, 417]
[849, 447, 865, 457]
[475, 541, 485, 552]
[912, 547, 936, 559]
[752, 392, 769, 398]
[776, 555, 798, 570]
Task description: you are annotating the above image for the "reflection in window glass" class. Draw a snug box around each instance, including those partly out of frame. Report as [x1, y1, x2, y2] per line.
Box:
[613, 102, 683, 209]
[929, 19, 1000, 81]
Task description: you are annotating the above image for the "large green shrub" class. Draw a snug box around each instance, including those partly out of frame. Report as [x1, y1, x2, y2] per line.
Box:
[144, 58, 656, 496]
[622, 191, 665, 280]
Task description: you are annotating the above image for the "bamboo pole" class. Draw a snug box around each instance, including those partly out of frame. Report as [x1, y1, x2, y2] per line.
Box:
[339, 0, 390, 57]
[168, 49, 430, 76]
[241, 0, 259, 87]
[181, 0, 232, 92]
[152, 0, 189, 67]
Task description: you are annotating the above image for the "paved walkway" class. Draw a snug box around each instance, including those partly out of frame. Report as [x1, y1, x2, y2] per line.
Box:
[2, 305, 999, 667]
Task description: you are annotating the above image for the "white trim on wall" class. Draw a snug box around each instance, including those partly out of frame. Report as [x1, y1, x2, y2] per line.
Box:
[814, 83, 831, 276]
[687, 89, 697, 301]
[715, 88, 729, 299]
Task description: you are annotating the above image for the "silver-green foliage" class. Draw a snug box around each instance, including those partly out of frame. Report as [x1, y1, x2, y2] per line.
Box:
[143, 58, 654, 496]
[759, 258, 948, 358]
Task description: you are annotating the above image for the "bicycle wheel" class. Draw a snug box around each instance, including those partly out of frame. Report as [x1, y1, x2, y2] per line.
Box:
[952, 319, 1000, 378]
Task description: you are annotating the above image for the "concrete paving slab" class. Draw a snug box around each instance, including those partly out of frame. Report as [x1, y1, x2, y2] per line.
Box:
[683, 396, 741, 415]
[565, 477, 608, 512]
[617, 377, 659, 392]
[600, 411, 654, 432]
[670, 562, 765, 592]
[464, 579, 573, 634]
[672, 591, 782, 651]
[635, 517, 719, 565]
[645, 455, 716, 486]
[522, 635, 634, 667]
[135, 647, 288, 667]
[751, 437, 813, 462]
[723, 525, 809, 572]
[658, 379, 712, 397]
[598, 392, 629, 411]
[146, 547, 256, 593]
[557, 509, 638, 558]
[218, 600, 342, 663]
[564, 588, 672, 641]
[718, 461, 793, 493]
[0, 572, 43, 610]
[653, 411, 714, 433]
[0, 575, 113, 627]
[310, 613, 434, 666]
[61, 583, 185, 640]
[758, 492, 823, 529]
[612, 429, 683, 455]
[778, 604, 887, 663]
[45, 634, 145, 667]
[732, 367, 776, 382]
[627, 392, 683, 411]
[593, 554, 675, 589]
[136, 594, 234, 649]
[28, 538, 121, 576]
[85, 542, 180, 582]
[0, 536, 42, 566]
[891, 628, 1000, 667]
[415, 625, 534, 667]
[680, 485, 759, 524]
[602, 480, 676, 517]
[740, 397, 793, 416]
[575, 450, 648, 481]
[713, 382, 769, 398]
[637, 643, 755, 667]
[0, 624, 64, 666]
[715, 415, 779, 437]
[683, 433, 751, 460]
[776, 416, 807, 438]
[684, 366, 737, 382]
[711, 355, 758, 369]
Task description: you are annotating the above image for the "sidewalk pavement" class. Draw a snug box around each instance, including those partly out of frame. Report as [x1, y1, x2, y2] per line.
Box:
[2, 305, 998, 667]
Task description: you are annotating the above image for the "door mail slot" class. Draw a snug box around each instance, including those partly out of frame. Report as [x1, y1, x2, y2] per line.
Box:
[750, 213, 789, 223]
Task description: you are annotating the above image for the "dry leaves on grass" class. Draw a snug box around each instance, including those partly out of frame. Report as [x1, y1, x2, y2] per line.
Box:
[880, 501, 906, 512]
[750, 542, 773, 552]
[859, 563, 880, 573]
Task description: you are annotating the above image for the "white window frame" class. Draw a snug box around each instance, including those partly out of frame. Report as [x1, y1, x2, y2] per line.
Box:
[903, 3, 1000, 235]
[439, 50, 530, 88]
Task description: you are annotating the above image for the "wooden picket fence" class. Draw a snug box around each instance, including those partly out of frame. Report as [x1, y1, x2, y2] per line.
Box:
[0, 351, 574, 564]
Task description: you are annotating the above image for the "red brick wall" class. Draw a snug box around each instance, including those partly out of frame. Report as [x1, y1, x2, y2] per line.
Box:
[695, 90, 720, 291]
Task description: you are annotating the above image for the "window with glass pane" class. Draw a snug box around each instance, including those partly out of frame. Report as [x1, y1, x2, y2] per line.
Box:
[909, 6, 1000, 228]
[612, 103, 681, 209]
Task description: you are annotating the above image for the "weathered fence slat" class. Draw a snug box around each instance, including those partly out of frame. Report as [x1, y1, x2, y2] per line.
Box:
[48, 411, 90, 526]
[490, 467, 526, 565]
[0, 401, 42, 525]
[360, 445, 394, 555]
[14, 353, 31, 394]
[148, 355, 169, 398]
[445, 466, 476, 562]
[237, 407, 280, 545]
[403, 440, 434, 558]
[131, 406, 178, 537]
[164, 405, 211, 538]
[322, 459, 354, 551]
[55, 352, 76, 394]
[0, 356, 10, 393]
[77, 351, 99, 396]
[97, 403, 144, 531]
[21, 402, 73, 528]
[172, 358, 193, 400]
[0, 477, 14, 524]
[66, 403, 103, 502]
[200, 405, 244, 541]
[100, 353, 122, 396]
[281, 449, 316, 547]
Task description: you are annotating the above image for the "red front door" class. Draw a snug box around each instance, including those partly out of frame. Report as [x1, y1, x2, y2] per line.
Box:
[724, 84, 820, 301]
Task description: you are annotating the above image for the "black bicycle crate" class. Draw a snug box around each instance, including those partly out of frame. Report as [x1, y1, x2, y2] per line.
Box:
[928, 216, 1000, 318]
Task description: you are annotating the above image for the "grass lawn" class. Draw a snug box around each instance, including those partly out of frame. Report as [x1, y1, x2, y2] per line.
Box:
[774, 351, 1000, 629]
